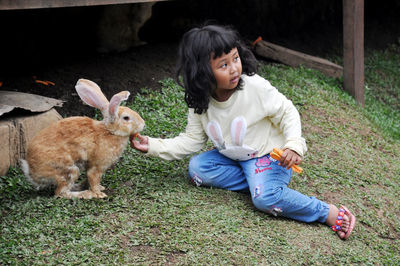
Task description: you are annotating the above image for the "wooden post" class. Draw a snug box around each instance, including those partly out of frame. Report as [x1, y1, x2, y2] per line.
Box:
[343, 0, 364, 106]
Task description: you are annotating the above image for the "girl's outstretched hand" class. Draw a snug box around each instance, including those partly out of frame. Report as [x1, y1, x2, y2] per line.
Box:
[279, 149, 302, 170]
[130, 134, 149, 153]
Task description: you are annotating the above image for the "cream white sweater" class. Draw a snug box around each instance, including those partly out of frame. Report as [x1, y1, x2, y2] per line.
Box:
[147, 74, 307, 160]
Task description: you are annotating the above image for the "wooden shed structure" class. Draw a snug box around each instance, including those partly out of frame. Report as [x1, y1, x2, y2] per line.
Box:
[0, 0, 365, 105]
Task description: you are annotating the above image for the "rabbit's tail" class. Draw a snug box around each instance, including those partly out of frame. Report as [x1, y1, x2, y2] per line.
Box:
[20, 159, 41, 190]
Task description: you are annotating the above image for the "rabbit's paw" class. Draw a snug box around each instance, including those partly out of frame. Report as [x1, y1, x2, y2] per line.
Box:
[66, 190, 102, 199]
[92, 191, 108, 198]
[57, 190, 94, 199]
[56, 191, 75, 199]
[79, 190, 107, 199]
[91, 184, 107, 193]
[77, 190, 95, 199]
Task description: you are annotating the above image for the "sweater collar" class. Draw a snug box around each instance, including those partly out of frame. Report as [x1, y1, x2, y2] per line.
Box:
[210, 88, 239, 109]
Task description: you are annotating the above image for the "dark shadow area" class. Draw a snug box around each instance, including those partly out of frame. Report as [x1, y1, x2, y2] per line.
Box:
[0, 0, 399, 117]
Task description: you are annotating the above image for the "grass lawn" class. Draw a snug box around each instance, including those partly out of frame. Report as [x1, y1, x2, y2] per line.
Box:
[1, 43, 399, 264]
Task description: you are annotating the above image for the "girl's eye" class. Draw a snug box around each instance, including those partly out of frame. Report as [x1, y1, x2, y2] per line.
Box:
[220, 63, 227, 69]
[233, 56, 239, 62]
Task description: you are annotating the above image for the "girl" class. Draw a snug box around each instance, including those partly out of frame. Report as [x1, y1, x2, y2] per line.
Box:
[131, 24, 356, 240]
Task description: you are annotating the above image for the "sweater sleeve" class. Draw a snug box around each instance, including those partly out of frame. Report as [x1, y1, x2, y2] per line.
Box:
[146, 109, 208, 160]
[261, 79, 307, 157]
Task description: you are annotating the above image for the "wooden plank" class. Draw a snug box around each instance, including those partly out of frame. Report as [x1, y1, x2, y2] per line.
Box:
[253, 39, 343, 78]
[0, 0, 169, 10]
[343, 0, 364, 106]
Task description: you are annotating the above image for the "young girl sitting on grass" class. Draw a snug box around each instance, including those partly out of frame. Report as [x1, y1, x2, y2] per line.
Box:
[131, 24, 356, 240]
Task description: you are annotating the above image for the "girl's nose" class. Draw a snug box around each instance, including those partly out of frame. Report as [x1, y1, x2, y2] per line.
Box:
[230, 64, 237, 74]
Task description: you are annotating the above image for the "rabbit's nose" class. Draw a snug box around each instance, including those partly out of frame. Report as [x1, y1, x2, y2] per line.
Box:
[138, 121, 145, 132]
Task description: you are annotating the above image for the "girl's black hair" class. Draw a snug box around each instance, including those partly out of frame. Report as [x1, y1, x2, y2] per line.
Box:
[176, 24, 258, 114]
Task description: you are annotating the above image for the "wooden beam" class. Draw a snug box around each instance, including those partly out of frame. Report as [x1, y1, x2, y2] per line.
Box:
[343, 0, 364, 106]
[0, 0, 169, 10]
[253, 39, 343, 78]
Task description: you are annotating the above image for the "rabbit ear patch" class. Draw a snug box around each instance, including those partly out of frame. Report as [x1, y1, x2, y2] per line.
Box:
[109, 91, 130, 118]
[231, 116, 247, 146]
[206, 121, 225, 149]
[75, 79, 109, 111]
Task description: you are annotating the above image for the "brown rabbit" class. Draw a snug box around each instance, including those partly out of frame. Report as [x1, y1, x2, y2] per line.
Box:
[20, 79, 145, 199]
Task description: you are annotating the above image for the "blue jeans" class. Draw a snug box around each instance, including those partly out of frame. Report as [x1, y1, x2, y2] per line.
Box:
[188, 149, 330, 223]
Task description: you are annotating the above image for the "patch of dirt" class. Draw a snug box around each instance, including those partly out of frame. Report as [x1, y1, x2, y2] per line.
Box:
[0, 42, 178, 118]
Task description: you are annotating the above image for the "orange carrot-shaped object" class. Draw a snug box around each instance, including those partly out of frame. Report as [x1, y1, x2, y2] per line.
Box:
[270, 148, 303, 174]
[252, 36, 262, 46]
[35, 80, 55, 86]
[130, 133, 139, 141]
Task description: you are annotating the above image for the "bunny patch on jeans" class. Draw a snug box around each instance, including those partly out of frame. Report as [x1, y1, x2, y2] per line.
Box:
[206, 116, 258, 161]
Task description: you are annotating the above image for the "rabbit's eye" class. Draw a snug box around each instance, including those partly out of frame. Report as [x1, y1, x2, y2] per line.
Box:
[123, 116, 130, 121]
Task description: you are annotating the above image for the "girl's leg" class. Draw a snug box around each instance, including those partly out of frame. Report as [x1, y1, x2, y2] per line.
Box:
[189, 151, 356, 239]
[240, 154, 329, 223]
[241, 154, 355, 239]
[188, 149, 248, 191]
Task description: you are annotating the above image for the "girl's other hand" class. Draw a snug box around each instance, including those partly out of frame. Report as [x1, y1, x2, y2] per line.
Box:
[130, 134, 149, 153]
[279, 149, 302, 170]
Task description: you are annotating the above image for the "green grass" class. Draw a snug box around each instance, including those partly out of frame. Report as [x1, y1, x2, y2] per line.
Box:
[364, 43, 400, 139]
[1, 45, 399, 264]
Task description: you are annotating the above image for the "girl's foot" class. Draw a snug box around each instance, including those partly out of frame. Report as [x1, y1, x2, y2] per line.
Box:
[326, 204, 356, 240]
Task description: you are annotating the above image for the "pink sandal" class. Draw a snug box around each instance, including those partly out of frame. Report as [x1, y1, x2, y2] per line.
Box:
[330, 205, 356, 240]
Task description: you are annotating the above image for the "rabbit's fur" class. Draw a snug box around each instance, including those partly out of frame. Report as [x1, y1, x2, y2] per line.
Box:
[20, 79, 145, 199]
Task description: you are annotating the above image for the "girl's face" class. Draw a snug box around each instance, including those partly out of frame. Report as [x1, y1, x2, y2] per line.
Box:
[210, 48, 242, 101]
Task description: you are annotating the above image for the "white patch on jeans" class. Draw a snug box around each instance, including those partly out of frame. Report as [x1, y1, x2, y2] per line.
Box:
[192, 174, 203, 187]
[269, 207, 283, 217]
[253, 185, 262, 199]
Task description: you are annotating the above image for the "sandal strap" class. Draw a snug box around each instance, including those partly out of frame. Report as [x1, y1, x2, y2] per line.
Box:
[330, 208, 346, 232]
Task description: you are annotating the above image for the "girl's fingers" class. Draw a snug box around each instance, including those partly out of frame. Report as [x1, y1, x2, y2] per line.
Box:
[136, 133, 144, 141]
[285, 155, 295, 169]
[132, 141, 148, 153]
[280, 149, 301, 169]
[134, 134, 148, 144]
[139, 135, 149, 145]
[280, 150, 290, 168]
[130, 134, 149, 152]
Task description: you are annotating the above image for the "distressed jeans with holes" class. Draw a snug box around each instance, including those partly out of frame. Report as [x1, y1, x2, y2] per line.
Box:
[188, 149, 329, 223]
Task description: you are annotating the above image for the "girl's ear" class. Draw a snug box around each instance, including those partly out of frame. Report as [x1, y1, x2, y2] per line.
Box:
[108, 91, 130, 119]
[206, 121, 224, 148]
[231, 116, 247, 146]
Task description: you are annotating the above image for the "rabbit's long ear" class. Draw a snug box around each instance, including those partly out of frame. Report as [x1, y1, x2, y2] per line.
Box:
[206, 121, 225, 149]
[231, 116, 247, 146]
[108, 91, 130, 118]
[75, 79, 109, 112]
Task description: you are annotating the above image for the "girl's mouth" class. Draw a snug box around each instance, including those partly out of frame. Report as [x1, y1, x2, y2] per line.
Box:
[231, 76, 239, 84]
